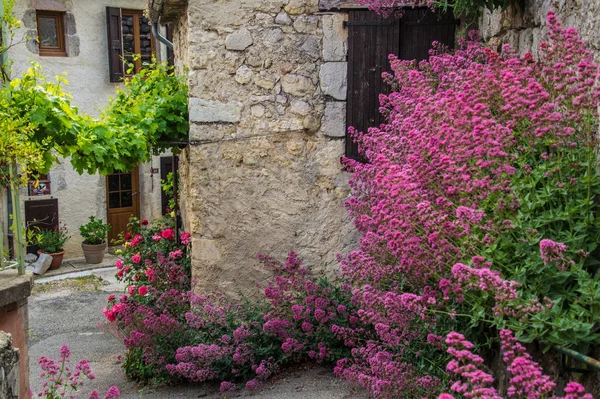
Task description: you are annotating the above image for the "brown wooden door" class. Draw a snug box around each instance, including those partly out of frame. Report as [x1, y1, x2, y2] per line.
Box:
[106, 167, 140, 244]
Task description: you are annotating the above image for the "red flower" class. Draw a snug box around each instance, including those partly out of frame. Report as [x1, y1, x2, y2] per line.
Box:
[138, 286, 148, 296]
[160, 228, 175, 241]
[107, 294, 115, 302]
[124, 232, 132, 240]
[141, 219, 149, 226]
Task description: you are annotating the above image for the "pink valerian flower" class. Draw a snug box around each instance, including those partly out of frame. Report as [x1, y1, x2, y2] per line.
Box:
[138, 286, 149, 296]
[128, 286, 136, 296]
[180, 232, 191, 245]
[539, 239, 569, 269]
[152, 234, 162, 242]
[104, 386, 120, 399]
[169, 249, 183, 259]
[115, 259, 123, 269]
[131, 254, 141, 264]
[220, 381, 237, 392]
[89, 391, 100, 399]
[445, 332, 503, 399]
[161, 228, 175, 240]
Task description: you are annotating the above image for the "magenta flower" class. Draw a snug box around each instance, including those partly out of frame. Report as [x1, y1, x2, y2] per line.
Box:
[131, 254, 141, 264]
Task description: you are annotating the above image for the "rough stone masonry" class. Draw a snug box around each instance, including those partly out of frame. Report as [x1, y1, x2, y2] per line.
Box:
[168, 0, 357, 296]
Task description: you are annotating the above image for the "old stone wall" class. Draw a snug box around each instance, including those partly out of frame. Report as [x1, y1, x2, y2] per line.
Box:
[5, 0, 170, 258]
[479, 0, 600, 60]
[0, 332, 19, 399]
[176, 0, 357, 296]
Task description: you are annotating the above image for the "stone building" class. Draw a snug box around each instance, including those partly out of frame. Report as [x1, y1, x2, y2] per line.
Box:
[2, 0, 173, 259]
[479, 0, 600, 62]
[147, 0, 458, 295]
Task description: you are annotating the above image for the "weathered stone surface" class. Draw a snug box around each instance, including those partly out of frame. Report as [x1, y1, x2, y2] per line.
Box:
[285, 0, 319, 15]
[293, 15, 319, 34]
[281, 74, 316, 96]
[290, 99, 312, 116]
[225, 28, 253, 51]
[479, 0, 600, 62]
[189, 98, 243, 123]
[174, 0, 355, 298]
[0, 332, 19, 399]
[323, 13, 347, 61]
[319, 62, 347, 100]
[235, 65, 254, 84]
[0, 270, 32, 309]
[321, 101, 346, 138]
[275, 10, 292, 25]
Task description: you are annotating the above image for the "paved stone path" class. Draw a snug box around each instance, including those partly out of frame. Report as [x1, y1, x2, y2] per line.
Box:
[29, 268, 368, 398]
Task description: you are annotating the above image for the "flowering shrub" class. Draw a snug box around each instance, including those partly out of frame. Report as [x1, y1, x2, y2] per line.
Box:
[104, 217, 191, 381]
[336, 10, 599, 398]
[104, 12, 598, 398]
[441, 330, 591, 399]
[34, 345, 120, 399]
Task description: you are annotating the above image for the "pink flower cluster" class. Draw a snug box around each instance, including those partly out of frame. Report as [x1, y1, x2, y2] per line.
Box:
[441, 330, 592, 399]
[34, 345, 120, 399]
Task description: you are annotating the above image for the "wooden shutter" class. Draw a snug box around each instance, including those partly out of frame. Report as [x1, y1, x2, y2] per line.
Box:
[24, 198, 59, 253]
[106, 7, 123, 83]
[345, 9, 456, 160]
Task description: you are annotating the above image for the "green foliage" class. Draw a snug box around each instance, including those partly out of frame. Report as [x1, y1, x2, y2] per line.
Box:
[79, 216, 111, 245]
[161, 171, 177, 212]
[27, 223, 70, 254]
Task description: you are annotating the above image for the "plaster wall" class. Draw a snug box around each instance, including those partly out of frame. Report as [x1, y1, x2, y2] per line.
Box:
[176, 0, 357, 297]
[5, 0, 169, 258]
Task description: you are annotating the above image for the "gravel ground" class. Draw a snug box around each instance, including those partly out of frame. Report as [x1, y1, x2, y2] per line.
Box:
[28, 268, 369, 399]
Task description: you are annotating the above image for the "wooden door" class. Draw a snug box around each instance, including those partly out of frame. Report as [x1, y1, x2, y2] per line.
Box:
[106, 168, 140, 244]
[345, 8, 456, 160]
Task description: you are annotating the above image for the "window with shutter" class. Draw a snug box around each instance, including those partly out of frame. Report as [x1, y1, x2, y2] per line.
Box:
[345, 8, 456, 160]
[106, 7, 155, 82]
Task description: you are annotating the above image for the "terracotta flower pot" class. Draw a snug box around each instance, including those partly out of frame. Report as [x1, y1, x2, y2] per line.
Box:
[38, 250, 65, 270]
[82, 242, 107, 264]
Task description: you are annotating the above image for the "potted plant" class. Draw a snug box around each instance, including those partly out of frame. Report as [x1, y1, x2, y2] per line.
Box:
[27, 223, 70, 270]
[79, 216, 111, 264]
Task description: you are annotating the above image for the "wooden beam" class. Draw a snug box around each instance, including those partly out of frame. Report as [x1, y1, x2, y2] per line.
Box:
[319, 0, 369, 10]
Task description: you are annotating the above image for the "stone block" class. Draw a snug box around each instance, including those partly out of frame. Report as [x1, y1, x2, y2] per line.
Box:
[293, 16, 319, 34]
[281, 74, 316, 97]
[30, 254, 52, 275]
[189, 98, 243, 123]
[225, 28, 253, 51]
[290, 99, 312, 116]
[321, 101, 346, 138]
[285, 0, 319, 15]
[323, 14, 348, 61]
[235, 65, 254, 84]
[275, 11, 292, 25]
[319, 62, 347, 100]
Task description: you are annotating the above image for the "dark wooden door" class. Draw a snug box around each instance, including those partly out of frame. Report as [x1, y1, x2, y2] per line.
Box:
[106, 167, 140, 244]
[346, 8, 456, 160]
[24, 198, 59, 253]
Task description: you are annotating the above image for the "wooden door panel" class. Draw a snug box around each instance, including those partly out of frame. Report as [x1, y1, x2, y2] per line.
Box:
[346, 8, 456, 160]
[106, 168, 140, 244]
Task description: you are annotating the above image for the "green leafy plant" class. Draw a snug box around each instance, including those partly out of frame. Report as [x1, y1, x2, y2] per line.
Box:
[79, 216, 111, 245]
[161, 171, 177, 213]
[27, 223, 70, 254]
